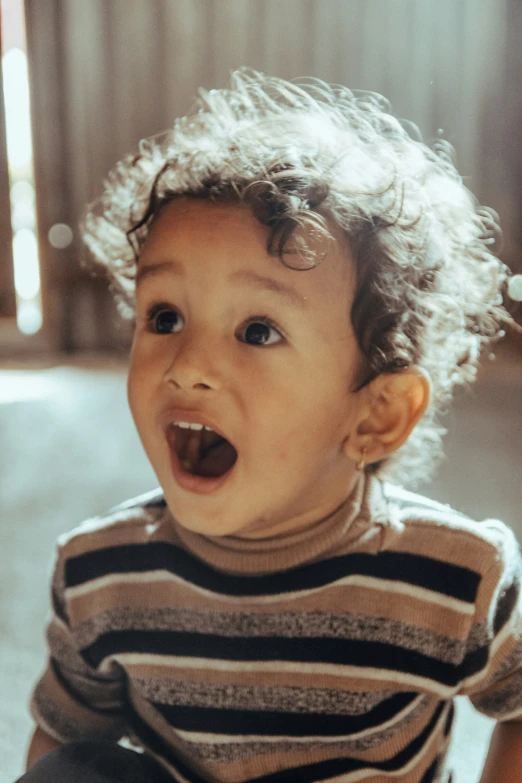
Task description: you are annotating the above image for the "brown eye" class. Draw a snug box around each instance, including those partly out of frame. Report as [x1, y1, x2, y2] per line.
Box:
[239, 318, 283, 346]
[147, 306, 184, 335]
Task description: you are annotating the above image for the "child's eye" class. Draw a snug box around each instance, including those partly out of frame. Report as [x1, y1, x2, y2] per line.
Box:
[238, 317, 284, 346]
[146, 304, 184, 334]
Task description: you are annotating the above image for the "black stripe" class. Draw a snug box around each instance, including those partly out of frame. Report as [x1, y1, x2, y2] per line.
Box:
[128, 697, 447, 783]
[420, 757, 439, 783]
[443, 702, 455, 737]
[80, 630, 489, 687]
[154, 691, 417, 736]
[494, 578, 520, 635]
[248, 702, 447, 782]
[65, 542, 480, 602]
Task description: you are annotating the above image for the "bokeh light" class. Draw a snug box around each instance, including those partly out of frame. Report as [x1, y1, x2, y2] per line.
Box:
[1, 0, 42, 335]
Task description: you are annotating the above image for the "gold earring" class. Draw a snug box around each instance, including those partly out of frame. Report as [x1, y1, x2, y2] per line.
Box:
[356, 447, 367, 471]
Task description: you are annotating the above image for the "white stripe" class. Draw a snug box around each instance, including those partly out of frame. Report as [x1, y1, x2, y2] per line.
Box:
[99, 653, 454, 698]
[174, 694, 425, 745]
[66, 569, 474, 615]
[346, 576, 474, 615]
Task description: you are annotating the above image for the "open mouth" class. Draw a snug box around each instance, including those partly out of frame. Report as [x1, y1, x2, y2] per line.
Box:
[166, 423, 238, 479]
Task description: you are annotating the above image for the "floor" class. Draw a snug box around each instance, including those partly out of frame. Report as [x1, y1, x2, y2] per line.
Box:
[1, 347, 521, 782]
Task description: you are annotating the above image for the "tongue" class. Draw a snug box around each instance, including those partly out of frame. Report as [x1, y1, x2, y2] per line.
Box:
[195, 440, 238, 478]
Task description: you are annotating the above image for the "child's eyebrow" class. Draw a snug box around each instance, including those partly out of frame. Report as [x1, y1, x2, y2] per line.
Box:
[135, 261, 307, 310]
[230, 270, 306, 309]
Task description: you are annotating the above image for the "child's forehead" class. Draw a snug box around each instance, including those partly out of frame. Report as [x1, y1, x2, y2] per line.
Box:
[144, 198, 261, 251]
[146, 197, 352, 267]
[139, 198, 357, 309]
[151, 197, 263, 236]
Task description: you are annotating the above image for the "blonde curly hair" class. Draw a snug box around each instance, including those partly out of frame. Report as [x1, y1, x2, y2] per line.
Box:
[82, 67, 515, 486]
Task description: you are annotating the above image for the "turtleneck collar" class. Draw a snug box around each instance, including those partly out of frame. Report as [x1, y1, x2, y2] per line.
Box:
[164, 473, 388, 575]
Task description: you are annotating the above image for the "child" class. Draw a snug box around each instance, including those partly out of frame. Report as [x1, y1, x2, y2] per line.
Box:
[20, 69, 522, 783]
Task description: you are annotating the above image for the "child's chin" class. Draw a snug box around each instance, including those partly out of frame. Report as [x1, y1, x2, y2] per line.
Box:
[168, 504, 251, 537]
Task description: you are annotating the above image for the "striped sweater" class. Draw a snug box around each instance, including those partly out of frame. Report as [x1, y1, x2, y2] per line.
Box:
[31, 475, 522, 783]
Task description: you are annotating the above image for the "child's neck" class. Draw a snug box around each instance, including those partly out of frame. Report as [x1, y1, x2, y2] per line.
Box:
[170, 472, 376, 576]
[238, 472, 362, 541]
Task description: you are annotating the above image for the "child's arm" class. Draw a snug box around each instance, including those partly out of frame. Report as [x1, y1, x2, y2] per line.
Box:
[479, 720, 522, 783]
[25, 726, 62, 769]
[28, 541, 129, 762]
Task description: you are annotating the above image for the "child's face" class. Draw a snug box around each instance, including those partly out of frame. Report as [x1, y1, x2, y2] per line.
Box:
[128, 198, 367, 538]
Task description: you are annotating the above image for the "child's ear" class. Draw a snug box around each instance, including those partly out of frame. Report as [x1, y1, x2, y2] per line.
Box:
[345, 368, 431, 466]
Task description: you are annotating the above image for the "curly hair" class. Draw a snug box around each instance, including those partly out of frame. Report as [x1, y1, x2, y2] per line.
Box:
[82, 67, 515, 486]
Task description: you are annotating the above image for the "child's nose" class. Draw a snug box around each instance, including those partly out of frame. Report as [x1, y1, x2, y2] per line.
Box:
[164, 328, 224, 392]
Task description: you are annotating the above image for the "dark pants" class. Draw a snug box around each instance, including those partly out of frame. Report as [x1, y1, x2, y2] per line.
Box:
[16, 740, 172, 783]
[16, 740, 454, 783]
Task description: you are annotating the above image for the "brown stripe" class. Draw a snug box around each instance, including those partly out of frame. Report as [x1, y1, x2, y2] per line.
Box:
[67, 575, 474, 641]
[387, 519, 504, 583]
[61, 506, 169, 557]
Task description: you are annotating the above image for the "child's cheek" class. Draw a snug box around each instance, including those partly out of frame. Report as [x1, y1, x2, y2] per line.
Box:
[263, 430, 291, 464]
[274, 444, 291, 463]
[270, 422, 309, 464]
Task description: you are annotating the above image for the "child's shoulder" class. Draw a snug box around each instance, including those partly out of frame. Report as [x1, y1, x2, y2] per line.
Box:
[381, 481, 519, 575]
[105, 487, 166, 515]
[382, 481, 470, 523]
[56, 488, 167, 556]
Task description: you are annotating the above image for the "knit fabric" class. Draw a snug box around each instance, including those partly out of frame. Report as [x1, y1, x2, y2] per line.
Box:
[30, 475, 522, 782]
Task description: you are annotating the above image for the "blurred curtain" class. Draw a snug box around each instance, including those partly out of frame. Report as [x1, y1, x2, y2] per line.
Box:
[0, 26, 16, 319]
[492, 0, 522, 281]
[24, 0, 517, 353]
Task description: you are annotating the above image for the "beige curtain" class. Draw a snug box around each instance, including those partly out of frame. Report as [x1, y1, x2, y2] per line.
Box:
[24, 0, 517, 352]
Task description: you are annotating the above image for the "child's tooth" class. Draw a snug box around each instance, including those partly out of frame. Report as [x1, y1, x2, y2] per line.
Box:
[175, 421, 204, 430]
